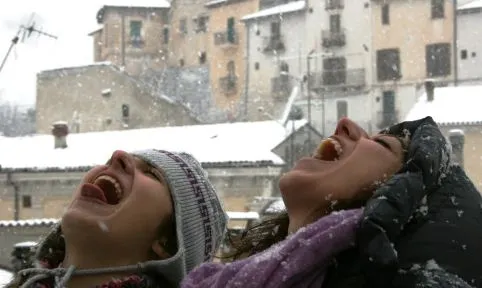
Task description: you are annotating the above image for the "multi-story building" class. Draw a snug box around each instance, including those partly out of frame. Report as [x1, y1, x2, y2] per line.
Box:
[457, 0, 482, 84]
[88, 2, 171, 76]
[370, 0, 455, 129]
[168, 0, 211, 67]
[36, 63, 199, 133]
[206, 0, 259, 118]
[242, 0, 371, 135]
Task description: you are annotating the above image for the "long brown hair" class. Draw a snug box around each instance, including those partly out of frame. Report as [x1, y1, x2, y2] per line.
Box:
[225, 199, 366, 261]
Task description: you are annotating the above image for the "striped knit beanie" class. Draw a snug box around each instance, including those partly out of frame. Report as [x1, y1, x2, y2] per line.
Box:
[131, 149, 228, 285]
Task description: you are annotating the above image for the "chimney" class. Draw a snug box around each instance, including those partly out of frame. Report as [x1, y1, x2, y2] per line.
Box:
[425, 79, 435, 102]
[52, 121, 69, 149]
[449, 129, 465, 168]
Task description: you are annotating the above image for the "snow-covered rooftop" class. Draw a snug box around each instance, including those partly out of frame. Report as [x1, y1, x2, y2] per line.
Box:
[0, 120, 307, 171]
[404, 85, 482, 125]
[241, 1, 306, 21]
[205, 0, 227, 7]
[0, 218, 58, 227]
[226, 211, 260, 220]
[0, 269, 12, 287]
[264, 198, 286, 214]
[458, 0, 482, 10]
[14, 241, 38, 248]
[102, 0, 170, 8]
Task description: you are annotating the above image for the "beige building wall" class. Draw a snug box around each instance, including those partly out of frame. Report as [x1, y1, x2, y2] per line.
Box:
[35, 63, 198, 134]
[440, 125, 482, 192]
[371, 0, 454, 82]
[206, 0, 258, 114]
[168, 0, 210, 67]
[89, 6, 170, 76]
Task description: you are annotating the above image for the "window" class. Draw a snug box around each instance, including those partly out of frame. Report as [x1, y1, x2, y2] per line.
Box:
[179, 18, 187, 35]
[280, 61, 289, 74]
[376, 49, 401, 81]
[199, 51, 207, 64]
[270, 22, 281, 39]
[431, 0, 444, 19]
[195, 16, 208, 33]
[254, 62, 260, 70]
[381, 90, 397, 126]
[163, 27, 169, 44]
[336, 101, 348, 120]
[227, 60, 235, 76]
[426, 43, 451, 77]
[179, 59, 185, 67]
[323, 57, 346, 85]
[461, 49, 467, 59]
[104, 24, 108, 47]
[122, 104, 130, 118]
[227, 17, 236, 43]
[22, 195, 32, 208]
[382, 4, 390, 25]
[330, 14, 341, 32]
[130, 21, 142, 47]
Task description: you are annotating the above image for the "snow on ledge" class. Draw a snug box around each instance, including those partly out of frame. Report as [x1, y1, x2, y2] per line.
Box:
[242, 1, 306, 21]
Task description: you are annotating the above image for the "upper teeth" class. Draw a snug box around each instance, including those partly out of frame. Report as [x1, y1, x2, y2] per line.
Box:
[94, 175, 122, 200]
[330, 138, 343, 158]
[314, 138, 343, 160]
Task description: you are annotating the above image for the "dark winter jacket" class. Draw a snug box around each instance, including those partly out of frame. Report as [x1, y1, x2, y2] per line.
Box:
[324, 116, 482, 288]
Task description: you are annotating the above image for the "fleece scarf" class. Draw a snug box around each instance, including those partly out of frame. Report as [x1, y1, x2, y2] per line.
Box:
[181, 208, 363, 288]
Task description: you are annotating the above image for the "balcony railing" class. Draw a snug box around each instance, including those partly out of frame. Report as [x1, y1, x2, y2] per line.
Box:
[322, 29, 346, 47]
[309, 68, 366, 89]
[263, 35, 285, 53]
[326, 0, 344, 10]
[214, 31, 239, 47]
[376, 110, 399, 129]
[271, 76, 292, 98]
[219, 75, 237, 95]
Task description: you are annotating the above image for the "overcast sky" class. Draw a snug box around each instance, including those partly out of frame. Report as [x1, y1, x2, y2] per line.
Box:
[0, 1, 101, 106]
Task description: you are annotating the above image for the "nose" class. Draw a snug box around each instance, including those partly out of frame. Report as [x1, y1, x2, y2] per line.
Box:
[109, 150, 134, 174]
[334, 117, 367, 141]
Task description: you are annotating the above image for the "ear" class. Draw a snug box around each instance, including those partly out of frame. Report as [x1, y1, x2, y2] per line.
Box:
[151, 238, 171, 260]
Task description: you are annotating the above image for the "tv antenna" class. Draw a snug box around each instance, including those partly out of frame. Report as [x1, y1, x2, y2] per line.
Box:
[0, 13, 58, 75]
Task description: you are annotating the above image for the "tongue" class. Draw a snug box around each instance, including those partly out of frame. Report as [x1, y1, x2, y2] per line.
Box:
[80, 183, 108, 203]
[320, 140, 338, 161]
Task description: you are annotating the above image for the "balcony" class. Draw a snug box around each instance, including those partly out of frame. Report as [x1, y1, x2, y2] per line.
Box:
[376, 110, 399, 129]
[219, 75, 237, 95]
[271, 76, 292, 99]
[322, 29, 346, 48]
[263, 35, 285, 53]
[214, 31, 238, 48]
[309, 68, 366, 89]
[326, 0, 344, 10]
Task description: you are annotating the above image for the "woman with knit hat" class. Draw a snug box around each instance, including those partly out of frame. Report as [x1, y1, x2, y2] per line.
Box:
[7, 149, 228, 288]
[182, 117, 482, 288]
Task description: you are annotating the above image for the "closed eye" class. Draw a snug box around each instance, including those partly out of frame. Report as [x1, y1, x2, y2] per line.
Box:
[374, 138, 391, 150]
[144, 167, 163, 182]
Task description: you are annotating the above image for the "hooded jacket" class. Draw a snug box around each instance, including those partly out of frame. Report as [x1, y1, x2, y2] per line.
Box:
[324, 116, 482, 288]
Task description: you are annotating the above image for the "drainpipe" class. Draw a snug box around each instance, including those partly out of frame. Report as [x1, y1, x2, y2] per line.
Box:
[453, 0, 458, 86]
[243, 22, 250, 121]
[6, 172, 19, 221]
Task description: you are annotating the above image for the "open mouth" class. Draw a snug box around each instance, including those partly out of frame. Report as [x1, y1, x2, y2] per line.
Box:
[313, 138, 343, 161]
[81, 175, 123, 205]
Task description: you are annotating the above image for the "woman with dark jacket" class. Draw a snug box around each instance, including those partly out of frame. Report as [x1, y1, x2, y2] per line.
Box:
[182, 116, 482, 288]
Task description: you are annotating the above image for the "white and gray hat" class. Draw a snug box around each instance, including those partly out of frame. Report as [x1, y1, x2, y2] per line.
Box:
[131, 149, 228, 285]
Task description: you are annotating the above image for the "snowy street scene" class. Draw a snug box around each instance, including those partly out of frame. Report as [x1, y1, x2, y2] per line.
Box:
[1, 0, 482, 287]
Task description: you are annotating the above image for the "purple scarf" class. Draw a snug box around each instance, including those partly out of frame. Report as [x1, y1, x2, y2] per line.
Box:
[182, 208, 363, 288]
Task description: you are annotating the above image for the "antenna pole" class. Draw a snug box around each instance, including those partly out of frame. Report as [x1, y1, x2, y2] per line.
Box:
[0, 35, 20, 74]
[0, 15, 58, 76]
